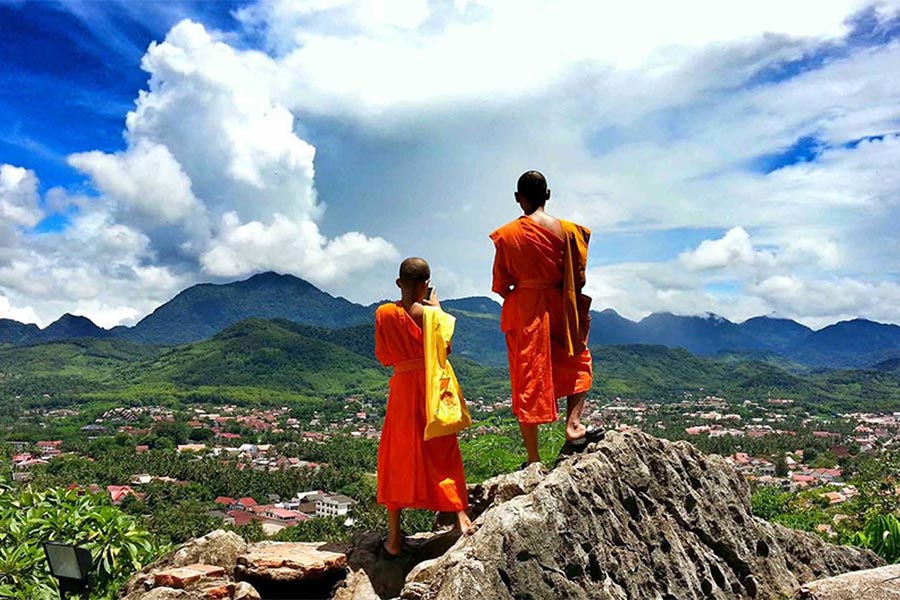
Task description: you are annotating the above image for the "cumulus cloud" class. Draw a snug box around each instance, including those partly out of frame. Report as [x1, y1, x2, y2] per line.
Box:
[0, 164, 42, 229]
[68, 140, 199, 225]
[200, 212, 397, 281]
[5, 0, 900, 329]
[0, 17, 398, 326]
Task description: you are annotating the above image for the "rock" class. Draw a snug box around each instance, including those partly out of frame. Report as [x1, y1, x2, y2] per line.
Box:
[467, 461, 546, 520]
[198, 583, 233, 600]
[154, 567, 204, 589]
[186, 564, 227, 578]
[232, 582, 261, 600]
[332, 570, 380, 600]
[120, 531, 256, 600]
[400, 429, 882, 600]
[235, 542, 348, 599]
[235, 542, 348, 582]
[802, 564, 900, 599]
[332, 529, 465, 600]
[169, 530, 249, 573]
[137, 589, 196, 600]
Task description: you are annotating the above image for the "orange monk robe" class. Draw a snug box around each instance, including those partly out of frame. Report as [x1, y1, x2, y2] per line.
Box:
[490, 217, 593, 425]
[374, 302, 469, 512]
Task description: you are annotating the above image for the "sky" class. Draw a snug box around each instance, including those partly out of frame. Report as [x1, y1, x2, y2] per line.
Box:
[1, 0, 900, 330]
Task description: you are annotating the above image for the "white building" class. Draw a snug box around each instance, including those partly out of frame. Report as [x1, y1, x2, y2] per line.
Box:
[317, 494, 356, 517]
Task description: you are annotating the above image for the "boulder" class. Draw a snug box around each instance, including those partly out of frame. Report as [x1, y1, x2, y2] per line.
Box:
[801, 564, 900, 599]
[119, 531, 256, 600]
[332, 529, 464, 600]
[235, 542, 348, 582]
[234, 542, 348, 599]
[400, 429, 882, 600]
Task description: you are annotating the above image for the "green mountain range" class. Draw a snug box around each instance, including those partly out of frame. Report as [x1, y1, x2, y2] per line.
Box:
[3, 318, 900, 414]
[2, 272, 900, 373]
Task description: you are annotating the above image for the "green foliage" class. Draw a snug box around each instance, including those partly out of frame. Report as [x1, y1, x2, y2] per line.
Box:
[0, 486, 163, 599]
[750, 486, 791, 521]
[851, 514, 900, 563]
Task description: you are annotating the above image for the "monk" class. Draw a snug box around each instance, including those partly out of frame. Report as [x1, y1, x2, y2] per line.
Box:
[375, 257, 472, 557]
[490, 170, 595, 464]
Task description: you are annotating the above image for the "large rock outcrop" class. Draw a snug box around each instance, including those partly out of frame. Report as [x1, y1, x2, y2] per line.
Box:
[123, 430, 883, 600]
[400, 429, 881, 599]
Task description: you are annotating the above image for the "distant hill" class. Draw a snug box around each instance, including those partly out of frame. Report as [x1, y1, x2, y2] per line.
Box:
[133, 319, 386, 397]
[2, 322, 900, 412]
[0, 319, 39, 344]
[2, 272, 899, 369]
[114, 272, 372, 344]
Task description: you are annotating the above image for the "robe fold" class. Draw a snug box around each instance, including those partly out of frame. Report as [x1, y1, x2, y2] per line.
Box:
[490, 216, 594, 425]
[375, 302, 469, 512]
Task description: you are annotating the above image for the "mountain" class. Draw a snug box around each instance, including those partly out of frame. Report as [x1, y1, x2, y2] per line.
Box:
[788, 319, 900, 368]
[2, 272, 899, 369]
[441, 297, 506, 366]
[0, 318, 39, 344]
[737, 316, 813, 352]
[589, 308, 642, 346]
[4, 319, 900, 412]
[31, 313, 111, 343]
[134, 319, 386, 397]
[441, 296, 502, 316]
[115, 272, 372, 345]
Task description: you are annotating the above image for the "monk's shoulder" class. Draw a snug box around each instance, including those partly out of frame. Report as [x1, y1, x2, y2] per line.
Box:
[375, 302, 400, 322]
[489, 218, 523, 243]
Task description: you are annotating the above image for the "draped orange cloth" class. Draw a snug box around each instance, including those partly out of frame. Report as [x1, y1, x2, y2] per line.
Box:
[490, 217, 593, 425]
[374, 302, 469, 512]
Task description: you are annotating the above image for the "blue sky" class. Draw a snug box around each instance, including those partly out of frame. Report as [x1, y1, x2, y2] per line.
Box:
[1, 0, 900, 328]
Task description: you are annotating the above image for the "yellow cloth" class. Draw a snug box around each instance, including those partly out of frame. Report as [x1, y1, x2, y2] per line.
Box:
[422, 306, 471, 441]
[559, 219, 592, 357]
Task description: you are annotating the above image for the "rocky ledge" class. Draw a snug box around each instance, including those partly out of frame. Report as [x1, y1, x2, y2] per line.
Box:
[122, 429, 884, 600]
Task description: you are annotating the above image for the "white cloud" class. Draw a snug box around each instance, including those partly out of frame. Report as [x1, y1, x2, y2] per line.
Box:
[200, 211, 398, 281]
[0, 18, 399, 327]
[0, 294, 40, 324]
[5, 0, 900, 330]
[0, 164, 42, 229]
[68, 140, 199, 225]
[680, 227, 770, 271]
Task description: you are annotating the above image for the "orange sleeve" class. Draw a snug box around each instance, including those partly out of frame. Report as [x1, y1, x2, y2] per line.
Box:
[490, 233, 514, 298]
[374, 308, 395, 367]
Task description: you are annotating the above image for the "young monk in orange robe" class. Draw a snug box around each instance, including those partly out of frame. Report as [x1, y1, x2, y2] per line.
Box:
[375, 257, 471, 557]
[490, 171, 595, 464]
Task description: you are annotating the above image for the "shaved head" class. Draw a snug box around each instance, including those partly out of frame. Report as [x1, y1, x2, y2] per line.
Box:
[398, 257, 430, 283]
[517, 170, 549, 206]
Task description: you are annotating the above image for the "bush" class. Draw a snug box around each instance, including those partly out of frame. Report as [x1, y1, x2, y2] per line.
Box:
[0, 486, 164, 599]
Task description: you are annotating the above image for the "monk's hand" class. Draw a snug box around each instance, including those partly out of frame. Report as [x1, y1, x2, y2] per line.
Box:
[422, 287, 440, 308]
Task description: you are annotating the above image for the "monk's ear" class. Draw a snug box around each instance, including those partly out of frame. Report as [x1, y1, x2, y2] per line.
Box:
[396, 278, 402, 289]
[546, 188, 551, 201]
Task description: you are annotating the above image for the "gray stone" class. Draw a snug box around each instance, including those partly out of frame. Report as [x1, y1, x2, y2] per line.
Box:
[233, 581, 262, 600]
[400, 429, 882, 600]
[803, 564, 900, 599]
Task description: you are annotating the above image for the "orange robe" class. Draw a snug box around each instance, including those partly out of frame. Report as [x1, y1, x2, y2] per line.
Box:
[375, 302, 469, 512]
[490, 216, 593, 425]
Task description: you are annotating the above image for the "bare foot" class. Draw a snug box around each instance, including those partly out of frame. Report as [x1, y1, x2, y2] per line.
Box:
[455, 511, 474, 535]
[383, 537, 402, 557]
[566, 422, 586, 442]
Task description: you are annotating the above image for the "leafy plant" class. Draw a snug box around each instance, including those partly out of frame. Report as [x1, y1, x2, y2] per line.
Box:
[0, 486, 163, 599]
[852, 514, 900, 563]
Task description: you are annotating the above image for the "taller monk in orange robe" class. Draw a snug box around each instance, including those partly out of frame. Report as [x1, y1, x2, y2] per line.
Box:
[490, 171, 594, 464]
[375, 257, 471, 557]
